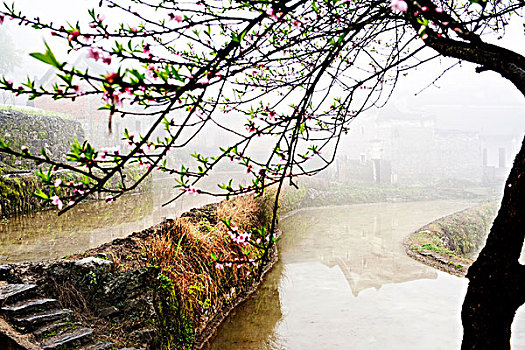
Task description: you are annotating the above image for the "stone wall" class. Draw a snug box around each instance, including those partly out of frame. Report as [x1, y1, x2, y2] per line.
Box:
[0, 109, 152, 218]
[0, 109, 84, 171]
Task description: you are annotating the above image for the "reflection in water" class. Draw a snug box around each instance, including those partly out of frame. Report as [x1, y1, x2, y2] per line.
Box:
[0, 172, 250, 262]
[208, 201, 490, 349]
[0, 181, 214, 262]
[278, 203, 447, 297]
[204, 262, 285, 350]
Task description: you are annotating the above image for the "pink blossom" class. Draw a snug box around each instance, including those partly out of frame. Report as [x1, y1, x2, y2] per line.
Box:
[184, 185, 200, 196]
[390, 0, 408, 13]
[87, 47, 101, 61]
[50, 196, 63, 210]
[68, 200, 75, 206]
[68, 29, 80, 42]
[215, 263, 224, 270]
[146, 64, 158, 79]
[73, 85, 85, 96]
[169, 13, 183, 22]
[266, 8, 277, 19]
[21, 146, 28, 152]
[103, 90, 124, 108]
[105, 195, 114, 203]
[435, 7, 443, 13]
[104, 72, 120, 84]
[102, 55, 112, 65]
[54, 179, 62, 187]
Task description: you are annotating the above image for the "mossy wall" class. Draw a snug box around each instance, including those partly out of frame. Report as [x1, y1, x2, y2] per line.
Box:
[0, 175, 45, 218]
[0, 172, 87, 218]
[0, 109, 84, 171]
[0, 110, 153, 218]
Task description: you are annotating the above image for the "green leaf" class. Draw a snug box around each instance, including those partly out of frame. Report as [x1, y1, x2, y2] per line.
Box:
[34, 189, 49, 200]
[29, 42, 61, 69]
[231, 33, 240, 43]
[468, 0, 487, 7]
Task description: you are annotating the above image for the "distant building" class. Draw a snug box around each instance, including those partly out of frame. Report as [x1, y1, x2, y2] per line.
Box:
[334, 104, 525, 186]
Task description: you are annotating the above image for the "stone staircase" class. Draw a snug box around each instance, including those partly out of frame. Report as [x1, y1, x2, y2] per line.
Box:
[0, 283, 112, 350]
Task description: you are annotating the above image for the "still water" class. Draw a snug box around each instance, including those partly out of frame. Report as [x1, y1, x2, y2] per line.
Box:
[0, 182, 213, 262]
[207, 201, 525, 349]
[3, 191, 525, 348]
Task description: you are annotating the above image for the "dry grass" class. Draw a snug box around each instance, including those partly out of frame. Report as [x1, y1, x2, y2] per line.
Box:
[51, 277, 90, 316]
[142, 193, 275, 346]
[217, 194, 266, 232]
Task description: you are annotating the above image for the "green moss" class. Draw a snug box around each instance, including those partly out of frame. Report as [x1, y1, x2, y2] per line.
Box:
[408, 202, 498, 273]
[151, 271, 195, 349]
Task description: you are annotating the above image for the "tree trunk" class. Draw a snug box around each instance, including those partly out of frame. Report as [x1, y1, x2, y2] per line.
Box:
[402, 4, 525, 346]
[461, 135, 525, 349]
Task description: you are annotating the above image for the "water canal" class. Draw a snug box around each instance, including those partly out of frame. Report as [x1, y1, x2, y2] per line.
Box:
[206, 201, 525, 349]
[3, 192, 525, 348]
[0, 182, 213, 262]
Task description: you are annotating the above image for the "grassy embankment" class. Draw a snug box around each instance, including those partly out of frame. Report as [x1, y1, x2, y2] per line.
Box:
[50, 192, 275, 349]
[406, 202, 499, 276]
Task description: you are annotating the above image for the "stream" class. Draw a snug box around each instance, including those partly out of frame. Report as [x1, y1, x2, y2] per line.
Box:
[206, 201, 525, 349]
[0, 183, 213, 262]
[3, 191, 525, 348]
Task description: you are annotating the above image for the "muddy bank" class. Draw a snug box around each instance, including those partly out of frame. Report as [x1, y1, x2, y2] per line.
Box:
[0, 194, 276, 349]
[405, 201, 498, 276]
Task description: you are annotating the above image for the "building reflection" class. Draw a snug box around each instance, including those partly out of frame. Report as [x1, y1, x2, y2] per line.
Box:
[279, 204, 438, 297]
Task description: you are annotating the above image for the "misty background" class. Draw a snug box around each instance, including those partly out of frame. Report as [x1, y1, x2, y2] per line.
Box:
[1, 0, 524, 190]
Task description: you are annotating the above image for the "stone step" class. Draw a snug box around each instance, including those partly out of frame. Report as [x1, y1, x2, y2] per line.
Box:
[33, 321, 71, 340]
[1, 298, 58, 317]
[77, 341, 114, 350]
[13, 308, 72, 330]
[41, 327, 93, 349]
[0, 284, 37, 305]
[0, 265, 10, 281]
